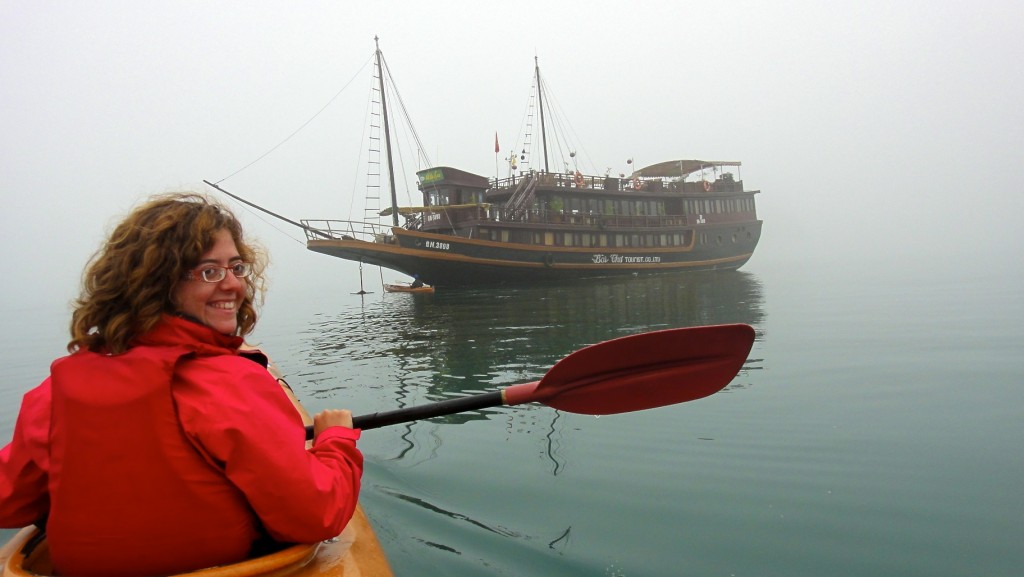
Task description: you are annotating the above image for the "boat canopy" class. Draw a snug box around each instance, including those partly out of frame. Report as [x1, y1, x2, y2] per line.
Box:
[634, 160, 742, 179]
[380, 203, 492, 216]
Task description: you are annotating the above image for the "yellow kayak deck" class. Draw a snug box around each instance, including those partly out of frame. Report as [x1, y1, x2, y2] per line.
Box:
[0, 505, 392, 577]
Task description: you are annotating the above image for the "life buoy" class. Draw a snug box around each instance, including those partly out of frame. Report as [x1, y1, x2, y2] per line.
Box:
[543, 253, 555, 267]
[703, 180, 712, 192]
[574, 171, 584, 187]
[633, 177, 643, 190]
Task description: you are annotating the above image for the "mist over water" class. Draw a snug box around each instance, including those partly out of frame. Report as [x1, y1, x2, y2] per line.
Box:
[3, 2, 1023, 572]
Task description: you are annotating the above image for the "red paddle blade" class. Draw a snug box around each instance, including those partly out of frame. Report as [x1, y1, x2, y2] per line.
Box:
[511, 324, 755, 415]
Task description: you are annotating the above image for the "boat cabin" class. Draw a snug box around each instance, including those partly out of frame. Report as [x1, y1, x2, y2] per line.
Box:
[411, 162, 758, 252]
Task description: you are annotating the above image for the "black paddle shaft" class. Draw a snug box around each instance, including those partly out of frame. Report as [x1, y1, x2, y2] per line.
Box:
[304, 391, 504, 440]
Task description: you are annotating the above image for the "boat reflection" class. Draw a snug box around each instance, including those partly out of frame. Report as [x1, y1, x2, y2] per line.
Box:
[295, 270, 765, 429]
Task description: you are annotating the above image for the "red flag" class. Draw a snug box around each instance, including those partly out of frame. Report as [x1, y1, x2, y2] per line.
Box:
[494, 132, 500, 153]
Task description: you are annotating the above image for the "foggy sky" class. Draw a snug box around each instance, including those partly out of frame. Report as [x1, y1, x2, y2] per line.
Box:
[2, 0, 1022, 321]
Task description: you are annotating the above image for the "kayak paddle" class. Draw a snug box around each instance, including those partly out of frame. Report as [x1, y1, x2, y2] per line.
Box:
[305, 323, 754, 438]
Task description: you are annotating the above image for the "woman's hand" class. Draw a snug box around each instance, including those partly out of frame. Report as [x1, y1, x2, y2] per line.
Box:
[313, 409, 354, 438]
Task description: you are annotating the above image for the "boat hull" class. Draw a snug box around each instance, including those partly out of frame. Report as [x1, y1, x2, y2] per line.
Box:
[0, 505, 391, 577]
[308, 222, 761, 287]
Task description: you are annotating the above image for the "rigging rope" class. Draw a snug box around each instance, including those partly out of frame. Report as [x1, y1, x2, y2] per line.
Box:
[214, 54, 374, 184]
[380, 54, 432, 168]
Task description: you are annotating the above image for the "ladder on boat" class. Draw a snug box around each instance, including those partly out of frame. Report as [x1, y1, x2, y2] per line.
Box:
[364, 74, 385, 232]
[504, 172, 539, 219]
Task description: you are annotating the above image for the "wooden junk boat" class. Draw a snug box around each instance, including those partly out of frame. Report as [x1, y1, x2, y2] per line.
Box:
[212, 39, 763, 288]
[304, 159, 761, 287]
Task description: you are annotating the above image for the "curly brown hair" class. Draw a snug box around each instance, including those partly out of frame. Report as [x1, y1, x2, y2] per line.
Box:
[69, 192, 267, 354]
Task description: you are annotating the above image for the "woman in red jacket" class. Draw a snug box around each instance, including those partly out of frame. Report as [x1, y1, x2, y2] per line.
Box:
[0, 193, 363, 577]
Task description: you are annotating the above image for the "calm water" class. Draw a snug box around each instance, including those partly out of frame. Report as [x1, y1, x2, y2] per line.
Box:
[2, 260, 1021, 576]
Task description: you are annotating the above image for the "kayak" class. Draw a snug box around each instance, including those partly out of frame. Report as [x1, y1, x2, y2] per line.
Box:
[383, 283, 434, 294]
[0, 504, 392, 577]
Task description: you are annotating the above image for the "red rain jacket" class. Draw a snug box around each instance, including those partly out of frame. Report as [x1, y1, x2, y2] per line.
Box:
[0, 315, 362, 577]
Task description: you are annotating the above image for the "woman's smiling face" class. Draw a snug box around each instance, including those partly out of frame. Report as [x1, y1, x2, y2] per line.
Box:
[172, 229, 246, 335]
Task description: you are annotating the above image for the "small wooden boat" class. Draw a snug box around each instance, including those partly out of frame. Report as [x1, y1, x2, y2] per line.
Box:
[383, 282, 434, 294]
[0, 505, 392, 577]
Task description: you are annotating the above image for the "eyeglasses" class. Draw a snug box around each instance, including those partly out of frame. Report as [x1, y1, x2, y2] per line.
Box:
[184, 262, 253, 283]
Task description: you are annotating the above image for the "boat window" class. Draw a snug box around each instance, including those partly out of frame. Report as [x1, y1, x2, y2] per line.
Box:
[428, 190, 453, 206]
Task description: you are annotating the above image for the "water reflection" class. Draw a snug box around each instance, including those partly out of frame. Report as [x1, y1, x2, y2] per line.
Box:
[294, 271, 766, 560]
[379, 487, 521, 538]
[295, 270, 765, 427]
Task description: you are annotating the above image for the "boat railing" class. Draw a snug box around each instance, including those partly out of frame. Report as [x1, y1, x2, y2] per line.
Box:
[300, 219, 392, 242]
[493, 172, 613, 191]
[491, 172, 746, 195]
[487, 207, 689, 228]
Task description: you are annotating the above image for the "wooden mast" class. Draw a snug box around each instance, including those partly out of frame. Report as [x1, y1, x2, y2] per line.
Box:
[535, 56, 550, 173]
[376, 36, 400, 227]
